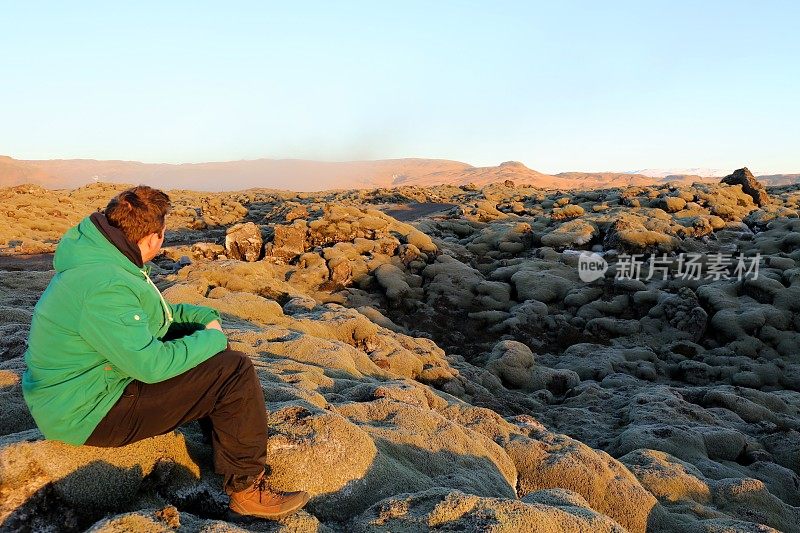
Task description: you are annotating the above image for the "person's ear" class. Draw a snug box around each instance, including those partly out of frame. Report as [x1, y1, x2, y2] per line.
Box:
[137, 231, 158, 251]
[149, 231, 163, 247]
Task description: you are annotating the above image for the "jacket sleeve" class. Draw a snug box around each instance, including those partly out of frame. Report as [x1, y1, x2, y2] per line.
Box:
[168, 302, 222, 327]
[79, 284, 228, 384]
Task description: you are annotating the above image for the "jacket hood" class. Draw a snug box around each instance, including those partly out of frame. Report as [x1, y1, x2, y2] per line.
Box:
[89, 212, 144, 268]
[53, 214, 144, 275]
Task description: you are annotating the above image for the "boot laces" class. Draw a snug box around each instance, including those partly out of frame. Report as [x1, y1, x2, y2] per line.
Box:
[255, 475, 268, 504]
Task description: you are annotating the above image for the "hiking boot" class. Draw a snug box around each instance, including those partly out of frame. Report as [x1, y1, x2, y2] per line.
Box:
[228, 472, 310, 520]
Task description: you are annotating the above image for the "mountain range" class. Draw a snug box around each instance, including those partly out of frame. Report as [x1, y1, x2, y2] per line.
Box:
[0, 155, 795, 192]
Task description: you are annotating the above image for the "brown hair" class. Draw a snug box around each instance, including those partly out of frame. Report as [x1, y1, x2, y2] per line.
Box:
[105, 185, 171, 244]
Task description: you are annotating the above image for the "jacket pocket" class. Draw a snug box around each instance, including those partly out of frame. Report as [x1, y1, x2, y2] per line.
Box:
[102, 363, 135, 397]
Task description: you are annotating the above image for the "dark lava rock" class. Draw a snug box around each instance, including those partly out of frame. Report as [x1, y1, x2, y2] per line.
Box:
[721, 167, 770, 206]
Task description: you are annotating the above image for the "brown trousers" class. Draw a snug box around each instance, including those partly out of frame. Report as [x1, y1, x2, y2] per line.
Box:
[85, 338, 268, 492]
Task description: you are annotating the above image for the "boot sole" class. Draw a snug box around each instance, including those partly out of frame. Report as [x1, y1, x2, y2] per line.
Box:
[229, 493, 310, 520]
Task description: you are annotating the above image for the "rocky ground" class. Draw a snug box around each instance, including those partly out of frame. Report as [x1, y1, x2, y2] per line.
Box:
[1, 168, 799, 532]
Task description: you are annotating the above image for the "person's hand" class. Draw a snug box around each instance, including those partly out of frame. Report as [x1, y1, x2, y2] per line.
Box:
[205, 320, 223, 332]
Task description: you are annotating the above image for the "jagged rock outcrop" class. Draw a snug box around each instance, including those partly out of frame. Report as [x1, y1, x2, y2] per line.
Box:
[721, 167, 771, 206]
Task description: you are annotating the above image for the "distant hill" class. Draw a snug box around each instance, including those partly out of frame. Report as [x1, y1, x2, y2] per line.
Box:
[626, 167, 800, 186]
[396, 161, 560, 188]
[0, 155, 797, 192]
[0, 157, 472, 192]
[0, 156, 63, 187]
[629, 168, 731, 178]
[759, 174, 800, 187]
[555, 172, 655, 188]
[0, 156, 619, 191]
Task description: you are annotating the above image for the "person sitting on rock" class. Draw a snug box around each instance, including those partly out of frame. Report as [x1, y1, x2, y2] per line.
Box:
[21, 185, 309, 520]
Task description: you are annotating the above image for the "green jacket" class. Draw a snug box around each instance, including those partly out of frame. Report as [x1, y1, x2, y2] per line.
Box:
[22, 215, 228, 445]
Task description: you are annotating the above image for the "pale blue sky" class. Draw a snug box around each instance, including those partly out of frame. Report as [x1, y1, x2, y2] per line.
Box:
[1, 1, 798, 173]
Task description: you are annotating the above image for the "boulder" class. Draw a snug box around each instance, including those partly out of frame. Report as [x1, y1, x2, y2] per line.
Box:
[267, 220, 309, 262]
[352, 487, 626, 532]
[0, 430, 199, 527]
[506, 430, 658, 532]
[541, 219, 597, 248]
[224, 222, 263, 261]
[721, 167, 770, 206]
[190, 242, 224, 260]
